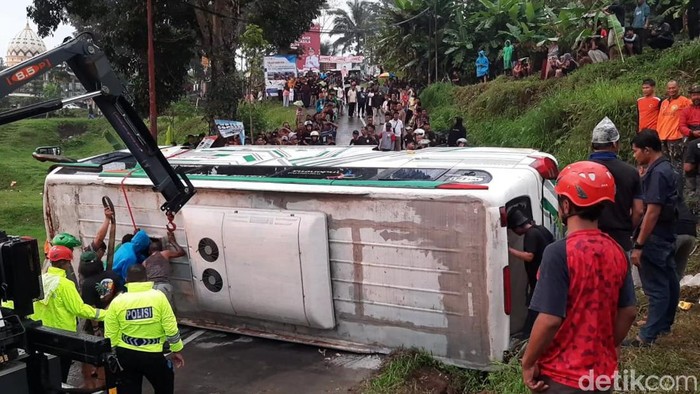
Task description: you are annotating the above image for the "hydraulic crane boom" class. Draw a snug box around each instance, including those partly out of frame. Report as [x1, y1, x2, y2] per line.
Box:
[0, 32, 195, 214]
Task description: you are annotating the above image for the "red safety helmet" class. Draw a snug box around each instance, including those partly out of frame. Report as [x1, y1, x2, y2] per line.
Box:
[554, 161, 615, 207]
[48, 245, 74, 262]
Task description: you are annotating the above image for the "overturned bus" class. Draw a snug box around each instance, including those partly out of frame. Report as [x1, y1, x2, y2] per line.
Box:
[43, 145, 561, 369]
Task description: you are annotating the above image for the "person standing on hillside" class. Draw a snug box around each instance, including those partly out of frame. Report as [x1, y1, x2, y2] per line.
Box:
[521, 161, 636, 392]
[637, 79, 661, 132]
[680, 84, 700, 208]
[627, 130, 680, 346]
[632, 0, 651, 54]
[447, 117, 467, 147]
[476, 50, 490, 83]
[657, 80, 692, 171]
[507, 209, 554, 339]
[589, 117, 644, 252]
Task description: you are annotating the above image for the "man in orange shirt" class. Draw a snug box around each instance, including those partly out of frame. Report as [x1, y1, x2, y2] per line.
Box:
[681, 84, 700, 210]
[637, 79, 661, 132]
[657, 80, 692, 170]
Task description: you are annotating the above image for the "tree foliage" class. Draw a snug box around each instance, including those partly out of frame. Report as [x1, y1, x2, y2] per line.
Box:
[28, 0, 198, 117]
[28, 0, 325, 122]
[329, 0, 379, 54]
[369, 0, 690, 84]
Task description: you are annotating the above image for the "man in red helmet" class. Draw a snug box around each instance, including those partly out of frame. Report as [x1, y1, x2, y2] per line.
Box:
[32, 246, 106, 383]
[521, 161, 637, 393]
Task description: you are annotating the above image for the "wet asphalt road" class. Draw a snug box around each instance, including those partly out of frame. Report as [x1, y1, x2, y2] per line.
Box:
[160, 327, 382, 394]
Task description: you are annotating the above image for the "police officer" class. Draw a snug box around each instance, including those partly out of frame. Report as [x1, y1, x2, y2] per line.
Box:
[32, 245, 106, 382]
[105, 264, 185, 394]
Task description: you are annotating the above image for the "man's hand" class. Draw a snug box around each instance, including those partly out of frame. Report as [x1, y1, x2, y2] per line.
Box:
[631, 249, 642, 267]
[171, 352, 185, 368]
[104, 207, 114, 221]
[522, 362, 548, 392]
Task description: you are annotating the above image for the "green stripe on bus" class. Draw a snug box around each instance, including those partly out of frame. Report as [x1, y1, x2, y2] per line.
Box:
[100, 172, 444, 189]
[243, 155, 257, 162]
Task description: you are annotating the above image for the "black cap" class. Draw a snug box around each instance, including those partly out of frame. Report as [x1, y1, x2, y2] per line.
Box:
[507, 209, 530, 229]
[690, 84, 700, 94]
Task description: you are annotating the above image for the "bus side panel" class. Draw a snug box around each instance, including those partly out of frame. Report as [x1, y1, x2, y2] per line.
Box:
[46, 180, 494, 368]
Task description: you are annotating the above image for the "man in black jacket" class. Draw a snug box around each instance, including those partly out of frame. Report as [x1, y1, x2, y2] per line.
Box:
[507, 209, 554, 339]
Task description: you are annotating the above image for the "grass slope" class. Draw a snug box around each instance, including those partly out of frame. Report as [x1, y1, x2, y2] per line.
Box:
[0, 103, 295, 241]
[421, 41, 700, 166]
[359, 42, 700, 393]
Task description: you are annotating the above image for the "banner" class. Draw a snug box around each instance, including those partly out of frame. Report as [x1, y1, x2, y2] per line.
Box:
[291, 25, 321, 72]
[215, 119, 246, 145]
[319, 55, 365, 64]
[263, 55, 297, 96]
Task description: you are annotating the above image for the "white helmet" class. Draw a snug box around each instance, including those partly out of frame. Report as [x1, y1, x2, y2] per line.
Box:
[457, 138, 467, 144]
[414, 128, 425, 136]
[310, 131, 320, 137]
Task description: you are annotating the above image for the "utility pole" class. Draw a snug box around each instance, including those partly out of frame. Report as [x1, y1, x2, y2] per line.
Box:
[146, 0, 158, 140]
[434, 1, 438, 82]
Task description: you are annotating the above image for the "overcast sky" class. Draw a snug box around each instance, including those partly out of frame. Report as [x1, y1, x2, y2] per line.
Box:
[0, 0, 351, 61]
[0, 0, 74, 60]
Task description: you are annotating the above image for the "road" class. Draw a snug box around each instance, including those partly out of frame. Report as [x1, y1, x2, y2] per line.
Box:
[69, 327, 382, 394]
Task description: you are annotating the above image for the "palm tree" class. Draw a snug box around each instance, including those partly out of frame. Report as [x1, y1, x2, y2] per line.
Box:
[329, 0, 378, 54]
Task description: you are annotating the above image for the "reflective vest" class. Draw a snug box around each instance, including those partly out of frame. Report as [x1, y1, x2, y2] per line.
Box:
[104, 281, 184, 353]
[30, 266, 104, 332]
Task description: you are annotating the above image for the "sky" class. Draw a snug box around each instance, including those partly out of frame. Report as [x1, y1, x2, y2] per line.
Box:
[0, 0, 74, 61]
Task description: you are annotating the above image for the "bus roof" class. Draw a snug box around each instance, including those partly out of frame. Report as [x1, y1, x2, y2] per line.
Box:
[155, 145, 552, 169]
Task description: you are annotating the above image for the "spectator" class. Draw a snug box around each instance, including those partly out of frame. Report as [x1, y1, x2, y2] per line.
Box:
[378, 123, 395, 152]
[521, 161, 636, 392]
[657, 80, 692, 170]
[637, 79, 661, 132]
[390, 111, 404, 151]
[555, 53, 578, 77]
[447, 116, 467, 147]
[623, 28, 639, 56]
[143, 233, 186, 306]
[588, 39, 609, 63]
[357, 87, 367, 119]
[627, 130, 680, 346]
[507, 209, 554, 339]
[632, 0, 651, 54]
[680, 84, 700, 204]
[309, 131, 322, 145]
[648, 23, 674, 50]
[476, 50, 490, 83]
[673, 171, 698, 280]
[589, 117, 644, 254]
[349, 130, 361, 145]
[347, 84, 357, 118]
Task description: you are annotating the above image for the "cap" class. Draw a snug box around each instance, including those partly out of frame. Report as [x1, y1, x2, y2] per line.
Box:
[690, 84, 700, 94]
[507, 209, 530, 229]
[310, 131, 320, 137]
[457, 138, 467, 144]
[352, 130, 360, 135]
[304, 121, 313, 126]
[415, 128, 425, 136]
[80, 250, 99, 263]
[591, 117, 620, 144]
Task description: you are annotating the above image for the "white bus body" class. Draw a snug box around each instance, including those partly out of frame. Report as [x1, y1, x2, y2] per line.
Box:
[43, 146, 560, 369]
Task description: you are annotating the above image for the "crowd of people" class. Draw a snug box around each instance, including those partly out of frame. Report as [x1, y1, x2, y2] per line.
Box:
[3, 210, 188, 393]
[503, 78, 700, 392]
[469, 0, 677, 83]
[254, 78, 469, 150]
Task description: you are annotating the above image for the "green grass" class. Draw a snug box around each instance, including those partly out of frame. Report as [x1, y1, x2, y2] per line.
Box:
[0, 102, 297, 241]
[421, 41, 700, 166]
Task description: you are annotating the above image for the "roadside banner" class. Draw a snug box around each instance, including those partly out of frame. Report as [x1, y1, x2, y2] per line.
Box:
[292, 25, 321, 72]
[214, 119, 246, 145]
[263, 55, 297, 96]
[319, 55, 365, 64]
